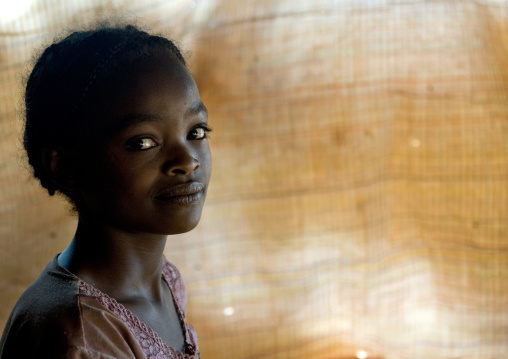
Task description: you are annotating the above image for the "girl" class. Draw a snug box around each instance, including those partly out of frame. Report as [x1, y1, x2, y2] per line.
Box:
[0, 23, 210, 359]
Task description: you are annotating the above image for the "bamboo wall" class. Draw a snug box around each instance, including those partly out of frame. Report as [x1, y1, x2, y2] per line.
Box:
[1, 1, 507, 358]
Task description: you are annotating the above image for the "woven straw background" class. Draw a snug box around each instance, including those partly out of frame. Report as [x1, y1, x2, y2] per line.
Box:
[1, 1, 508, 358]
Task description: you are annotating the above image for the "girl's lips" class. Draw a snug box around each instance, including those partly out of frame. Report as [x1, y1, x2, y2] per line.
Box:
[156, 192, 203, 205]
[155, 182, 204, 205]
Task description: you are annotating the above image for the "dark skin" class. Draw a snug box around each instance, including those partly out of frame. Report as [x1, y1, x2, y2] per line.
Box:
[47, 52, 211, 351]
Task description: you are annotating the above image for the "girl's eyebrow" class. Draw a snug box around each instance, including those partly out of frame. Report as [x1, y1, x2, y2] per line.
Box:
[186, 101, 208, 118]
[109, 114, 164, 134]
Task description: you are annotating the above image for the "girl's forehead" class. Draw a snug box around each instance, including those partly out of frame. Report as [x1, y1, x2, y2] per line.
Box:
[94, 59, 200, 132]
[114, 54, 190, 90]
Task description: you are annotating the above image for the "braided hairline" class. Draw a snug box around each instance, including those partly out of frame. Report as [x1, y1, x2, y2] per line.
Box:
[69, 40, 128, 119]
[161, 37, 186, 66]
[68, 35, 186, 121]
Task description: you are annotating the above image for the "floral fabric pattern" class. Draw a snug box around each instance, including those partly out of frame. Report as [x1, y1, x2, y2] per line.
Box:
[79, 259, 199, 359]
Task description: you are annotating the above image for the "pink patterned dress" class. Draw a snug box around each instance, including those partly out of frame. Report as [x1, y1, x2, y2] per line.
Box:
[0, 256, 200, 359]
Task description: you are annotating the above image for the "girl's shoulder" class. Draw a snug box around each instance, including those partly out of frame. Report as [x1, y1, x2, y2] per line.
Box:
[5, 255, 82, 323]
[0, 256, 84, 357]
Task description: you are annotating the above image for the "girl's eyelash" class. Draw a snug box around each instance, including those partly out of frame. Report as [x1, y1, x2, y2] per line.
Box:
[189, 125, 212, 140]
[203, 126, 212, 138]
[126, 136, 159, 151]
[199, 125, 212, 133]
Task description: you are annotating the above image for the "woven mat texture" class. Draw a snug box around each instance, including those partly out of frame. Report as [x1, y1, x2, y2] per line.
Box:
[0, 1, 507, 358]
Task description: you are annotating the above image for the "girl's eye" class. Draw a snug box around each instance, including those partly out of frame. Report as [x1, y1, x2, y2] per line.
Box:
[127, 137, 158, 151]
[188, 126, 211, 140]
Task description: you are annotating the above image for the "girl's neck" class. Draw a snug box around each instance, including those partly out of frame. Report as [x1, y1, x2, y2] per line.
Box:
[59, 217, 169, 302]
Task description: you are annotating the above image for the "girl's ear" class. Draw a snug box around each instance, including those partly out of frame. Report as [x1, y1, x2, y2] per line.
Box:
[41, 147, 77, 191]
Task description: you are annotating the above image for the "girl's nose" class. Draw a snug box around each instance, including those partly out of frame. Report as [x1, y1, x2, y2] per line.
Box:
[163, 152, 200, 176]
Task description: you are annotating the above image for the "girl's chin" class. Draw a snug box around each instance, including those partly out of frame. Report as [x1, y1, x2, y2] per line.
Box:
[159, 215, 202, 235]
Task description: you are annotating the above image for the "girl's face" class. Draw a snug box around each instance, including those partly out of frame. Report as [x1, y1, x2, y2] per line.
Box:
[76, 54, 211, 235]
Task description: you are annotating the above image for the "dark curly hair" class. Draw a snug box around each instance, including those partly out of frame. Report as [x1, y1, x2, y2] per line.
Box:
[23, 23, 186, 199]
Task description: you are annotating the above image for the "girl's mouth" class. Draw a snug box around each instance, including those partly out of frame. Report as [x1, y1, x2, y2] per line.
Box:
[156, 192, 203, 205]
[155, 182, 204, 205]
